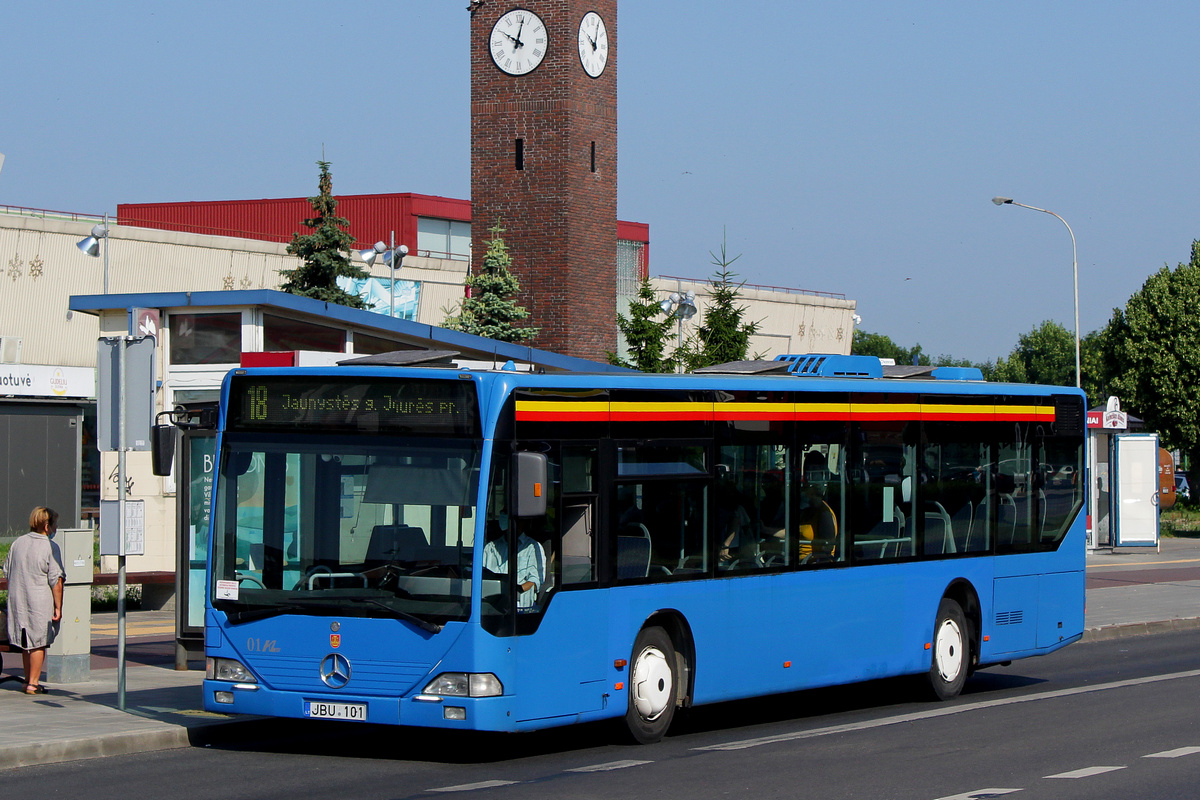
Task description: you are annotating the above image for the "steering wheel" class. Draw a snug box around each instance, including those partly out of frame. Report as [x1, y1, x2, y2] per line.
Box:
[377, 564, 414, 598]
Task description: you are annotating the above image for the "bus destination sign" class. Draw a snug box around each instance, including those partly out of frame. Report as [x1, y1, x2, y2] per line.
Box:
[227, 376, 479, 436]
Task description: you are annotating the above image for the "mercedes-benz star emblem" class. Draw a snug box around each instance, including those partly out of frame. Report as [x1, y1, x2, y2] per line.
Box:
[319, 653, 352, 689]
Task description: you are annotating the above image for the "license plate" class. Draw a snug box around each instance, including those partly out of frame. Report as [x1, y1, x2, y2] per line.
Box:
[304, 701, 367, 721]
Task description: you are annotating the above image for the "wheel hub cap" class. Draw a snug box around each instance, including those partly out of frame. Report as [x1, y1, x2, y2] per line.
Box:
[935, 618, 963, 683]
[632, 646, 672, 720]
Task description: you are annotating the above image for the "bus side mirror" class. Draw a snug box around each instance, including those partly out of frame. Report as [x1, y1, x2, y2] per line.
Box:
[513, 452, 547, 517]
[151, 422, 176, 477]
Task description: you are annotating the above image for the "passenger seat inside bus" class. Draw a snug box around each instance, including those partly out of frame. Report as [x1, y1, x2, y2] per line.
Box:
[616, 530, 651, 579]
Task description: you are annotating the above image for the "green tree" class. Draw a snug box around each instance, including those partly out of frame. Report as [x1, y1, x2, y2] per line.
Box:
[991, 320, 1076, 386]
[681, 237, 760, 370]
[444, 223, 539, 343]
[851, 330, 931, 366]
[609, 276, 676, 372]
[1106, 240, 1200, 468]
[1079, 329, 1113, 404]
[279, 160, 368, 308]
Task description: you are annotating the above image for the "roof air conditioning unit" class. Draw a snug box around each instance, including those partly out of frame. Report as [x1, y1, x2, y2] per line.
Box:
[0, 336, 23, 364]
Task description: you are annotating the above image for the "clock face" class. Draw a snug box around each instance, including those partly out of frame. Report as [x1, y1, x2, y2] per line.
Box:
[490, 8, 548, 76]
[577, 11, 609, 78]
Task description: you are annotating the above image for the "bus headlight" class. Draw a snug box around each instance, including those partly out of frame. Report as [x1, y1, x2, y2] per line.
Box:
[422, 672, 503, 697]
[206, 657, 257, 684]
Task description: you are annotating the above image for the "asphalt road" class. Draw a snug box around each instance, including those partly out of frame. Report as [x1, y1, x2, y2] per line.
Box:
[8, 630, 1200, 799]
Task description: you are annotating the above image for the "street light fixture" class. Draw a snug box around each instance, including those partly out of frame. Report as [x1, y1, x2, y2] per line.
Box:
[660, 289, 698, 373]
[991, 196, 1080, 388]
[76, 214, 111, 293]
[359, 241, 387, 267]
[358, 232, 409, 318]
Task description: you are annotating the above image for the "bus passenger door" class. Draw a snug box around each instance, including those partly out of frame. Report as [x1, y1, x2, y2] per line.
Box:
[512, 445, 609, 722]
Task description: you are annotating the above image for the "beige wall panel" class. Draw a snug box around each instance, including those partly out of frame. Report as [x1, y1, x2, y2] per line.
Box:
[651, 277, 858, 360]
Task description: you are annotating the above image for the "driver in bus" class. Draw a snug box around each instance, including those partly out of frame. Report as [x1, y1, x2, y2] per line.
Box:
[483, 515, 547, 611]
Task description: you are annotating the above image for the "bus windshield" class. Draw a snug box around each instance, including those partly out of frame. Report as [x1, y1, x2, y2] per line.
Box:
[211, 434, 481, 629]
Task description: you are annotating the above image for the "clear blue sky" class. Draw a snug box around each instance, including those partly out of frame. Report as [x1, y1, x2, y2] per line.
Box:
[4, 1, 1199, 363]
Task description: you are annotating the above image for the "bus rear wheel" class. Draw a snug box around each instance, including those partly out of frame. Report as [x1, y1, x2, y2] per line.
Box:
[927, 598, 969, 700]
[625, 626, 678, 744]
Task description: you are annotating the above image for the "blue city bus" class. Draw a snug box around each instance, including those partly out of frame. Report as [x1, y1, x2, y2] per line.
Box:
[200, 354, 1086, 743]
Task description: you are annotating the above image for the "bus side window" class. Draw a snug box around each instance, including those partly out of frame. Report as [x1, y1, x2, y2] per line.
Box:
[850, 425, 915, 562]
[562, 504, 594, 583]
[561, 445, 598, 585]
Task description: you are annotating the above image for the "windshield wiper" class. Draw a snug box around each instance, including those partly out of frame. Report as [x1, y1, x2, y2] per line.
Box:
[220, 596, 442, 633]
[223, 603, 309, 625]
[351, 597, 443, 634]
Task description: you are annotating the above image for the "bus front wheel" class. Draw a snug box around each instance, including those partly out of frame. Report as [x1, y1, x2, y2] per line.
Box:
[927, 598, 969, 700]
[625, 626, 678, 744]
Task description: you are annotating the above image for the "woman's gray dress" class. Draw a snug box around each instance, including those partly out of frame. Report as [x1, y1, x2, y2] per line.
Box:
[4, 532, 65, 649]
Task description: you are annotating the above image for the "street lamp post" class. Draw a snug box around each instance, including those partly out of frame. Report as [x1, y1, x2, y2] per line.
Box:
[992, 197, 1080, 389]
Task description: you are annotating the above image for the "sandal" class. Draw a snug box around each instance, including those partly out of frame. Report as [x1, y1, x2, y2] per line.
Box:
[23, 684, 47, 695]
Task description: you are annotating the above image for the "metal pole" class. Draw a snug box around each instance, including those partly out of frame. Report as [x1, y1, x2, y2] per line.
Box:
[389, 230, 396, 318]
[117, 336, 127, 711]
[103, 213, 110, 295]
[993, 199, 1081, 388]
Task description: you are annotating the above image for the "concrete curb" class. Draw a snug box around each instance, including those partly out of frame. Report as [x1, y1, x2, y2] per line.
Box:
[0, 715, 273, 771]
[1081, 616, 1200, 643]
[0, 727, 191, 770]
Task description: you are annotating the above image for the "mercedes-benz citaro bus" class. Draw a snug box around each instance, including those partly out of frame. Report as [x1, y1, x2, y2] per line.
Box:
[198, 354, 1086, 743]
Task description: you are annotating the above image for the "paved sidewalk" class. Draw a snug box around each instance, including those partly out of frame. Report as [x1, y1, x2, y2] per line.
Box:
[1084, 535, 1200, 639]
[2, 539, 1200, 770]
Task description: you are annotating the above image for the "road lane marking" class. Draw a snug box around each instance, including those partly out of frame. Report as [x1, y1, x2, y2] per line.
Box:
[1044, 766, 1125, 779]
[566, 760, 653, 772]
[693, 668, 1200, 752]
[92, 624, 175, 636]
[1145, 746, 1200, 758]
[933, 790, 1022, 800]
[429, 781, 518, 792]
[1088, 558, 1200, 568]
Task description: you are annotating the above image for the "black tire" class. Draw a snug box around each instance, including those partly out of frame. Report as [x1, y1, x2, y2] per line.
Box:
[927, 598, 970, 700]
[625, 626, 678, 744]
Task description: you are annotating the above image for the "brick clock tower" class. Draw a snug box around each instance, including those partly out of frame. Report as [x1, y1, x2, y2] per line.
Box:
[470, 0, 617, 361]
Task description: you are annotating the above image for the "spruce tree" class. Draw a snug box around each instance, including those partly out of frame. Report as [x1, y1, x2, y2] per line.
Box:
[279, 160, 367, 308]
[681, 235, 760, 370]
[444, 223, 539, 343]
[609, 276, 676, 372]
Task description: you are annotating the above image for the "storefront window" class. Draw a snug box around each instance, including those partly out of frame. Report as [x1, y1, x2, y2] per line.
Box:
[353, 332, 419, 356]
[170, 313, 242, 365]
[263, 314, 345, 352]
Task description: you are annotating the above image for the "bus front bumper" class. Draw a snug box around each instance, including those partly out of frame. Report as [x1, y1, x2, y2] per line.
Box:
[203, 680, 517, 731]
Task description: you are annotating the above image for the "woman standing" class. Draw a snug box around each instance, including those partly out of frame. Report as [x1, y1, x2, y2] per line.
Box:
[4, 507, 65, 694]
